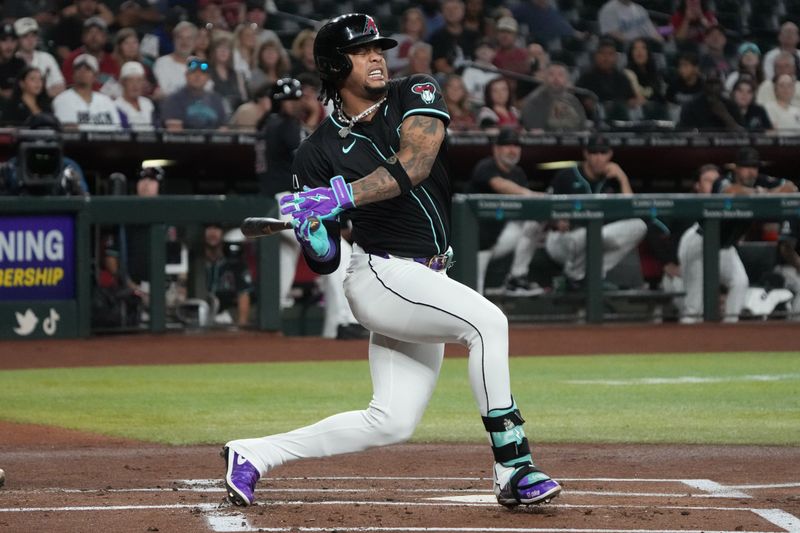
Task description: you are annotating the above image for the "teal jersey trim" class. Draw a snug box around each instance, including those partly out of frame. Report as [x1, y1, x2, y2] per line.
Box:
[402, 108, 451, 122]
[571, 165, 606, 194]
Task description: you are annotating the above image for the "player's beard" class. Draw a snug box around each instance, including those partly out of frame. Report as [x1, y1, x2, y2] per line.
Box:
[365, 83, 389, 100]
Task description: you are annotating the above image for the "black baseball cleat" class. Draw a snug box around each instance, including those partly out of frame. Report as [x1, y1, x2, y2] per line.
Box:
[221, 446, 260, 506]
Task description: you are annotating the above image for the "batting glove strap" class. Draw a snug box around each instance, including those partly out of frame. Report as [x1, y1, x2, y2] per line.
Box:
[330, 175, 356, 209]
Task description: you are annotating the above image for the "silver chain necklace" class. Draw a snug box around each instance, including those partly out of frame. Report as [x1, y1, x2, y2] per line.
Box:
[337, 96, 387, 138]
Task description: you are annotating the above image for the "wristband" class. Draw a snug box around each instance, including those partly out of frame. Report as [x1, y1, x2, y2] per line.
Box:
[380, 156, 412, 195]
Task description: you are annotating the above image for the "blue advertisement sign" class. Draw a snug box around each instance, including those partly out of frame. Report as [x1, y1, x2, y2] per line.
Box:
[0, 215, 75, 300]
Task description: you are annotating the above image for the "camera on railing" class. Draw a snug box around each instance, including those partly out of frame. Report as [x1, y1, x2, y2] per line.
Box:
[1, 136, 86, 197]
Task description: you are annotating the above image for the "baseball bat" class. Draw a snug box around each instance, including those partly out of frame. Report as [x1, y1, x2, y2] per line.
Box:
[240, 217, 320, 238]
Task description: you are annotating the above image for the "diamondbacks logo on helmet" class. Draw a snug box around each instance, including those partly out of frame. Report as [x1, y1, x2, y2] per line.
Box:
[363, 16, 378, 36]
[411, 82, 436, 104]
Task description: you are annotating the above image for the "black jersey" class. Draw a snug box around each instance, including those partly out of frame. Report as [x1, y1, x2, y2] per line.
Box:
[467, 156, 528, 250]
[292, 74, 452, 258]
[548, 164, 621, 195]
[256, 113, 305, 196]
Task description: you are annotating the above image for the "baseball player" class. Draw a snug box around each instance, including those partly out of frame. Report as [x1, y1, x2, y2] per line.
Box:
[678, 148, 798, 323]
[467, 127, 544, 296]
[545, 135, 647, 289]
[255, 77, 364, 338]
[222, 13, 561, 508]
[777, 218, 800, 319]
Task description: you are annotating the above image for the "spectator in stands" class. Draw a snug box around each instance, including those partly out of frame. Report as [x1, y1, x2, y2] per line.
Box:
[575, 39, 637, 122]
[197, 1, 227, 32]
[764, 74, 800, 131]
[194, 24, 213, 61]
[756, 51, 800, 108]
[429, 0, 480, 75]
[729, 77, 772, 131]
[0, 24, 26, 102]
[4, 2, 59, 33]
[678, 149, 797, 323]
[670, 0, 717, 44]
[763, 21, 800, 82]
[725, 42, 764, 94]
[678, 68, 741, 130]
[468, 127, 545, 296]
[52, 53, 121, 130]
[52, 0, 114, 61]
[208, 35, 247, 112]
[115, 61, 155, 130]
[202, 222, 253, 327]
[109, 28, 155, 98]
[545, 134, 647, 291]
[243, 0, 279, 45]
[289, 29, 317, 80]
[477, 77, 520, 129]
[513, 0, 585, 45]
[62, 17, 120, 93]
[115, 1, 163, 34]
[13, 18, 65, 98]
[248, 38, 290, 95]
[598, 0, 663, 44]
[419, 0, 445, 40]
[623, 37, 667, 119]
[698, 25, 733, 81]
[520, 62, 587, 132]
[399, 42, 434, 77]
[153, 21, 198, 98]
[442, 74, 477, 131]
[161, 56, 228, 130]
[776, 218, 800, 320]
[461, 38, 499, 107]
[463, 0, 488, 36]
[665, 51, 704, 108]
[492, 17, 528, 77]
[220, 1, 246, 31]
[298, 72, 325, 128]
[229, 82, 271, 130]
[386, 7, 427, 76]
[232, 23, 257, 81]
[527, 42, 551, 84]
[2, 66, 52, 126]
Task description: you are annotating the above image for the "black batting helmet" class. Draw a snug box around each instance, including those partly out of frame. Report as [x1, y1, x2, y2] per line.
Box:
[314, 14, 397, 83]
[271, 78, 303, 102]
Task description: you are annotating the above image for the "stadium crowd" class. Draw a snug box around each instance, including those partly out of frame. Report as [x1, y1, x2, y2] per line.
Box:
[1, 0, 799, 326]
[0, 0, 799, 132]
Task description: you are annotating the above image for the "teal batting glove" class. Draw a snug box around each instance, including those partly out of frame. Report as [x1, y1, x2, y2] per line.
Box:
[293, 218, 335, 261]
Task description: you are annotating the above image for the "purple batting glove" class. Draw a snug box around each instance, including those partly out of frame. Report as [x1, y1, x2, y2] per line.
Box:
[279, 176, 355, 221]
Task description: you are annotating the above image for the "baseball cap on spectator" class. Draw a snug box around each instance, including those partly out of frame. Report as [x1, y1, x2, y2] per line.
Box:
[74, 53, 99, 72]
[83, 16, 108, 32]
[495, 127, 521, 146]
[735, 147, 762, 168]
[13, 17, 38, 37]
[496, 16, 519, 33]
[120, 61, 145, 79]
[586, 135, 611, 153]
[0, 23, 17, 40]
[737, 41, 761, 57]
[139, 166, 164, 181]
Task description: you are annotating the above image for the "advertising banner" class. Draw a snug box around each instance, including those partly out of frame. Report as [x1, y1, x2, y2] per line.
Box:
[0, 215, 75, 300]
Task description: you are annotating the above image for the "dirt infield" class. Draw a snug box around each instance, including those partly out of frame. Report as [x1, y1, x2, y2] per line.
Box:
[0, 322, 798, 532]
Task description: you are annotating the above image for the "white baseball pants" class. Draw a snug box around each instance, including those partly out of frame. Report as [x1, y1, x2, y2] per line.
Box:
[228, 245, 516, 475]
[476, 220, 541, 294]
[677, 223, 748, 323]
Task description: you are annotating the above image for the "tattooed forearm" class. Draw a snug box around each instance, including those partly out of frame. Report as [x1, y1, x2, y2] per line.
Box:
[348, 115, 444, 207]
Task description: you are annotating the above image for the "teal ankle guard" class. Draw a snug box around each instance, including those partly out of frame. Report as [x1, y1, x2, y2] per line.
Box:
[482, 403, 532, 467]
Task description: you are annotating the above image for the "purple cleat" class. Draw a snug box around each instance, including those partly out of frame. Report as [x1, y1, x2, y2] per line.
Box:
[494, 463, 562, 507]
[221, 446, 260, 506]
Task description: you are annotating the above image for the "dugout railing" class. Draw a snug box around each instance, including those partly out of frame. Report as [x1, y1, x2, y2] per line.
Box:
[2, 194, 799, 338]
[450, 193, 800, 324]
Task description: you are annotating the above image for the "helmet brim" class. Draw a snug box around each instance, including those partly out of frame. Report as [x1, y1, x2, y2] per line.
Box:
[339, 35, 398, 52]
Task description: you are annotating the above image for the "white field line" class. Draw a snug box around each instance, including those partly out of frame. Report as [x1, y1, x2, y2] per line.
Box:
[565, 373, 800, 386]
[750, 509, 800, 531]
[178, 476, 771, 485]
[680, 480, 751, 498]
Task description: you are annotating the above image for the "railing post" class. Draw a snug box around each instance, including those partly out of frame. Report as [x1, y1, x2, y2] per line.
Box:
[148, 223, 167, 332]
[701, 218, 721, 322]
[449, 196, 479, 289]
[75, 207, 92, 338]
[585, 219, 604, 324]
[257, 234, 281, 330]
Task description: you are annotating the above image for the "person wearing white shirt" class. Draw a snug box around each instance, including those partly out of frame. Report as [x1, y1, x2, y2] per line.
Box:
[52, 54, 121, 131]
[756, 52, 800, 107]
[13, 17, 65, 98]
[762, 22, 800, 81]
[764, 74, 800, 132]
[153, 21, 197, 98]
[115, 61, 155, 131]
[598, 0, 663, 43]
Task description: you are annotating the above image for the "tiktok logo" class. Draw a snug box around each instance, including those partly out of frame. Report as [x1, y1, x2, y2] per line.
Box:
[43, 308, 60, 336]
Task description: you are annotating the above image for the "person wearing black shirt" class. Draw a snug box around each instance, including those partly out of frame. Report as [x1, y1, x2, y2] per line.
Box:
[468, 127, 545, 296]
[0, 24, 26, 104]
[202, 223, 253, 326]
[678, 69, 742, 131]
[223, 13, 561, 510]
[575, 39, 637, 122]
[677, 148, 798, 323]
[665, 51, 704, 107]
[429, 0, 480, 75]
[545, 135, 647, 288]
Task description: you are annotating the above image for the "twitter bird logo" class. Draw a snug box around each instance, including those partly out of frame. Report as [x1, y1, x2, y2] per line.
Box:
[13, 309, 38, 336]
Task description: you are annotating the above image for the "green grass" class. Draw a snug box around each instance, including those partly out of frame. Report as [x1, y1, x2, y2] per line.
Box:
[0, 352, 798, 446]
